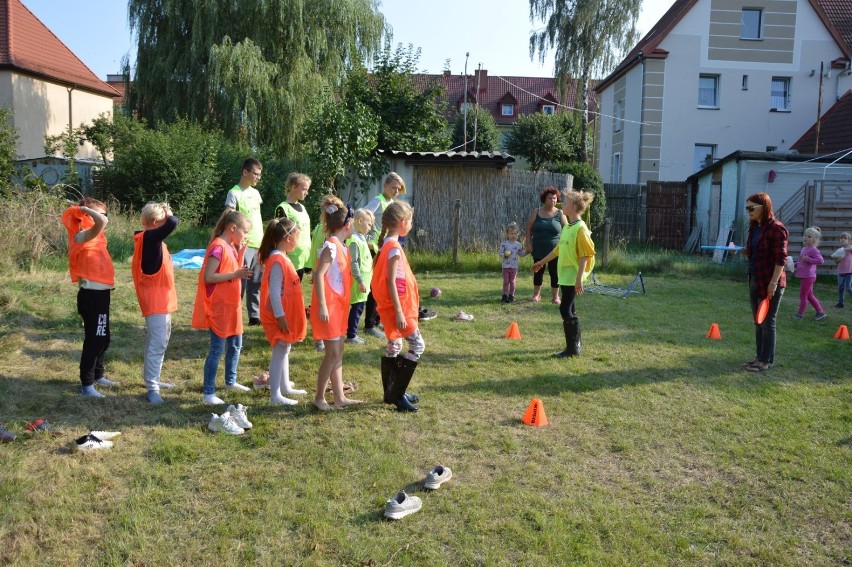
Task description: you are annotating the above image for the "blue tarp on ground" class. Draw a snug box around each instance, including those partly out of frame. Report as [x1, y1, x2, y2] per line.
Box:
[171, 249, 206, 270]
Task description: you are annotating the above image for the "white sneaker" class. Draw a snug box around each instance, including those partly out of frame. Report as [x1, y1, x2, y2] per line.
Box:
[424, 464, 453, 489]
[89, 430, 122, 441]
[202, 394, 226, 405]
[383, 491, 423, 520]
[226, 404, 253, 429]
[225, 383, 251, 392]
[207, 413, 244, 435]
[74, 433, 113, 452]
[96, 376, 119, 386]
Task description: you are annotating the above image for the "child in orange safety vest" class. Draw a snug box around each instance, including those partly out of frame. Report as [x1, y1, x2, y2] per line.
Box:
[131, 202, 179, 404]
[192, 208, 253, 405]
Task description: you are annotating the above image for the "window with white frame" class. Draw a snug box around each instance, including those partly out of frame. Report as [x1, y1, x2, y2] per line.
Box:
[614, 99, 624, 131]
[542, 104, 555, 115]
[459, 102, 473, 113]
[741, 8, 762, 39]
[501, 103, 515, 116]
[612, 153, 621, 183]
[698, 75, 719, 108]
[770, 77, 791, 111]
[693, 144, 716, 172]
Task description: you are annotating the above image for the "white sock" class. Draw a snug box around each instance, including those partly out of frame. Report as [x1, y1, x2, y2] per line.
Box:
[275, 343, 306, 395]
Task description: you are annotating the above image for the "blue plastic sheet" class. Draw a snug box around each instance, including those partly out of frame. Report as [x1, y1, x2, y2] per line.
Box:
[171, 249, 206, 270]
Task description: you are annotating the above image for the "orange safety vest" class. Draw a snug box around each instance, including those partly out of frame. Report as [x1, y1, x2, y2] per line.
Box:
[310, 237, 352, 340]
[61, 206, 115, 286]
[191, 237, 244, 337]
[371, 239, 419, 340]
[260, 252, 307, 345]
[131, 231, 178, 316]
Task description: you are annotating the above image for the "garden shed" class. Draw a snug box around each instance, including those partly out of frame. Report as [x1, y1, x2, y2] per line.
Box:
[359, 150, 573, 252]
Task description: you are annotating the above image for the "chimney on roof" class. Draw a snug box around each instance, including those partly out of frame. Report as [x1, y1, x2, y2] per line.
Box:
[474, 69, 487, 94]
[443, 69, 451, 76]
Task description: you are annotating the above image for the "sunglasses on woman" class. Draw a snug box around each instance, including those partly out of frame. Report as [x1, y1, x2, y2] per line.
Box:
[745, 204, 763, 212]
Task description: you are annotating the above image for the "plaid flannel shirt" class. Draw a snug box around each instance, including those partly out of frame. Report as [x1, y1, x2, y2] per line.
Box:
[747, 218, 788, 298]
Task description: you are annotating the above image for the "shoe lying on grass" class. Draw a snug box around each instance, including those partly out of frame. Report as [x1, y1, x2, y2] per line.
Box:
[207, 413, 245, 435]
[252, 371, 270, 389]
[90, 430, 122, 441]
[424, 465, 453, 490]
[25, 420, 64, 436]
[74, 433, 113, 452]
[451, 311, 474, 322]
[383, 491, 422, 520]
[0, 423, 17, 442]
[418, 308, 437, 321]
[226, 404, 252, 430]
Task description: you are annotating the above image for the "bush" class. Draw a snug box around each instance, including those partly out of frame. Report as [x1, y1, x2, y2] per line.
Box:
[0, 186, 68, 270]
[549, 161, 606, 230]
[451, 106, 501, 152]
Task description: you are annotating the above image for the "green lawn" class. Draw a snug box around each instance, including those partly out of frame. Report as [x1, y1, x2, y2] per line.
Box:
[0, 262, 849, 565]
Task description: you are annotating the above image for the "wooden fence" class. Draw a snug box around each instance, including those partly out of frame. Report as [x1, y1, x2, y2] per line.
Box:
[604, 181, 693, 248]
[409, 167, 573, 252]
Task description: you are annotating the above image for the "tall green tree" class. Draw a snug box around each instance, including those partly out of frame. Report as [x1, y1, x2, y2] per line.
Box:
[126, 0, 385, 153]
[529, 0, 640, 161]
[504, 111, 584, 170]
[345, 42, 450, 151]
[451, 106, 501, 152]
[0, 107, 19, 192]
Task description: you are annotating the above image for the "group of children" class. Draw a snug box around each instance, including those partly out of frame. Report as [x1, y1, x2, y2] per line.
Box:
[791, 227, 852, 320]
[62, 166, 426, 413]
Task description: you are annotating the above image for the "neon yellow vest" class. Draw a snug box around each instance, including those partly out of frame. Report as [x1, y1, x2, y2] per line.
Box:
[557, 220, 594, 286]
[346, 234, 373, 304]
[371, 194, 392, 247]
[276, 201, 311, 270]
[232, 185, 263, 248]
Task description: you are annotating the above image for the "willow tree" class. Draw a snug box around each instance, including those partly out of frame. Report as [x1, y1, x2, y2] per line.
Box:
[529, 0, 640, 161]
[127, 0, 385, 153]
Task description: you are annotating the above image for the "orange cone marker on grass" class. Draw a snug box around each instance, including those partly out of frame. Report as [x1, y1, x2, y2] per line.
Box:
[706, 323, 721, 340]
[522, 398, 548, 427]
[834, 325, 849, 340]
[505, 321, 521, 339]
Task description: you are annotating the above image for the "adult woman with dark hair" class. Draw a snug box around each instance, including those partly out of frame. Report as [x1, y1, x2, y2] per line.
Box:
[742, 192, 788, 372]
[525, 186, 568, 303]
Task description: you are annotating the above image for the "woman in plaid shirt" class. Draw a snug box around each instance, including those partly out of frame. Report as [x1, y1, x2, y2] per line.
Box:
[742, 192, 788, 372]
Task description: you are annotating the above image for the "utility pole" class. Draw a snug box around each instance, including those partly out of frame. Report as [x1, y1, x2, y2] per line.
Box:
[463, 52, 469, 152]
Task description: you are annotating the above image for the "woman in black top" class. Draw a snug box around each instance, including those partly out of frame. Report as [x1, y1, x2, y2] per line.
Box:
[525, 187, 567, 303]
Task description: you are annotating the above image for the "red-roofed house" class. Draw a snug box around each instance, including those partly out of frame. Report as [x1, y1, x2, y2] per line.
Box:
[791, 88, 852, 153]
[594, 0, 852, 184]
[412, 69, 596, 148]
[0, 0, 119, 160]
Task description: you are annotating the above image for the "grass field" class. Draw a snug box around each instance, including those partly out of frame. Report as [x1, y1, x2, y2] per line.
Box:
[0, 249, 849, 565]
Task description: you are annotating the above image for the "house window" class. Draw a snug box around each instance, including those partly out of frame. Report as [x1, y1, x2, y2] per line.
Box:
[770, 77, 791, 111]
[698, 75, 719, 108]
[766, 146, 777, 152]
[612, 153, 621, 183]
[741, 8, 762, 39]
[693, 144, 716, 172]
[614, 100, 624, 131]
[501, 103, 515, 116]
[459, 102, 473, 113]
[542, 104, 555, 115]
[742, 75, 748, 90]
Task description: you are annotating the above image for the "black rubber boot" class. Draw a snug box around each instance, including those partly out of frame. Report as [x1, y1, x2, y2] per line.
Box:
[381, 356, 396, 403]
[391, 357, 419, 412]
[554, 320, 581, 358]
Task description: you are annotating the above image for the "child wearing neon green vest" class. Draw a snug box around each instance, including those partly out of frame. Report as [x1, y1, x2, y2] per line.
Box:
[532, 190, 596, 358]
[224, 158, 264, 324]
[345, 209, 376, 344]
[274, 173, 312, 280]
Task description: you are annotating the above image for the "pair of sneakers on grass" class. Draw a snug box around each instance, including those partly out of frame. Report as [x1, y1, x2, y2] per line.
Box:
[383, 465, 453, 520]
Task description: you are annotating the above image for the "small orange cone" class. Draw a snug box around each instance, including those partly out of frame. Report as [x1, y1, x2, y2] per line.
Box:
[522, 398, 548, 427]
[706, 323, 721, 340]
[834, 324, 849, 340]
[505, 321, 522, 339]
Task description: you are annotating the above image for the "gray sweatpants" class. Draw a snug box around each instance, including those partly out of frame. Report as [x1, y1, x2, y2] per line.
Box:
[143, 313, 171, 391]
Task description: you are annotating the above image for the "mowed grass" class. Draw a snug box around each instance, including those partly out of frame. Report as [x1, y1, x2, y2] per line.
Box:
[0, 260, 849, 565]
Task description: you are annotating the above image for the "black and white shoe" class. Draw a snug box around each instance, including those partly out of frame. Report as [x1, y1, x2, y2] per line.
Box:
[418, 308, 437, 321]
[74, 433, 113, 452]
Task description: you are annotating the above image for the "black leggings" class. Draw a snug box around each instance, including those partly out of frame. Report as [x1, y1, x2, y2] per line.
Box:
[533, 256, 559, 289]
[77, 288, 111, 386]
[559, 285, 578, 323]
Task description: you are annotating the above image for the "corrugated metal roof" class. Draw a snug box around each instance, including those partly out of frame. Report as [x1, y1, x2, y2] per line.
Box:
[378, 149, 515, 165]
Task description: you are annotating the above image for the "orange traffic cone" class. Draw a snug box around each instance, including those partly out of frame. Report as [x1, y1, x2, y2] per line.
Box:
[834, 324, 849, 340]
[706, 323, 721, 340]
[521, 398, 548, 427]
[505, 321, 522, 339]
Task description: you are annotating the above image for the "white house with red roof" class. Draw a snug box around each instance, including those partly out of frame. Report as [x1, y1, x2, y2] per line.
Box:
[0, 0, 119, 160]
[594, 0, 852, 184]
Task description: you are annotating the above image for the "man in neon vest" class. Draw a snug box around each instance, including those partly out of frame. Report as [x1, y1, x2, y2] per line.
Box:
[224, 158, 264, 325]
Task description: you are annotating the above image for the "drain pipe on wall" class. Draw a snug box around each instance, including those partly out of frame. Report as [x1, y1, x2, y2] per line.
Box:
[636, 51, 645, 184]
